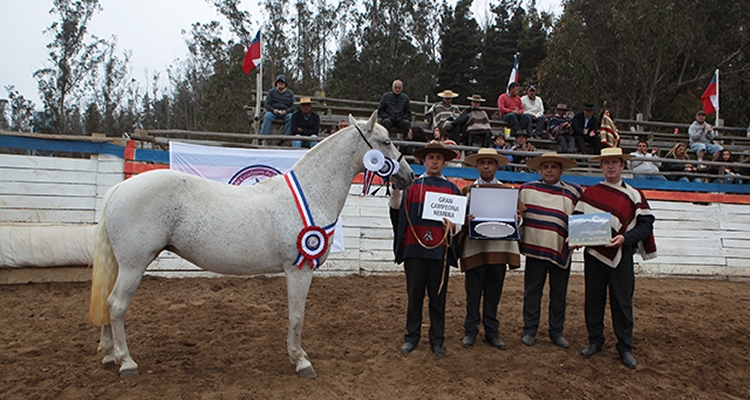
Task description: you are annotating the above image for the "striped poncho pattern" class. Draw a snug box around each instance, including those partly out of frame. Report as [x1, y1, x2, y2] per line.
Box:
[394, 176, 461, 264]
[574, 181, 658, 268]
[519, 181, 583, 269]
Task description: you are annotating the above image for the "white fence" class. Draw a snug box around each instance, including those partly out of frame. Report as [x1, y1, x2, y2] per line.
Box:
[1, 153, 749, 281]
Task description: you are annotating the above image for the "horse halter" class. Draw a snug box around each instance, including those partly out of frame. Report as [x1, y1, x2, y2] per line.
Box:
[353, 123, 404, 196]
[353, 123, 404, 164]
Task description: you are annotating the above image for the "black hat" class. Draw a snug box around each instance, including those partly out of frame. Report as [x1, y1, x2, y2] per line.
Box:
[582, 103, 596, 110]
[275, 75, 287, 84]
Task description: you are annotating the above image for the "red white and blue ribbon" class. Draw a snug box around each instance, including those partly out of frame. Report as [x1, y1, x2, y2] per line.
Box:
[285, 171, 336, 270]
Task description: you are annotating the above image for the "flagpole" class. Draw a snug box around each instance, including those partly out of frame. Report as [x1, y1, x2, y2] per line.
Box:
[254, 30, 263, 125]
[715, 69, 720, 126]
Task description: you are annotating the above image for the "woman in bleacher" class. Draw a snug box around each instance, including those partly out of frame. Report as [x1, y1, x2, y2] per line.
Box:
[661, 143, 702, 183]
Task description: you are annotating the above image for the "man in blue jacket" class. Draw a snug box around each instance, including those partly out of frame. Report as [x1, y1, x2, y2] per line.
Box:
[260, 75, 295, 136]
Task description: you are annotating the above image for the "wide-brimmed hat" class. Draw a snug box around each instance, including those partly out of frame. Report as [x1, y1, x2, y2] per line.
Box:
[464, 148, 510, 166]
[412, 142, 458, 162]
[555, 103, 568, 110]
[582, 103, 596, 111]
[526, 152, 577, 171]
[295, 97, 313, 105]
[589, 147, 636, 162]
[528, 85, 538, 91]
[467, 94, 486, 102]
[437, 90, 459, 98]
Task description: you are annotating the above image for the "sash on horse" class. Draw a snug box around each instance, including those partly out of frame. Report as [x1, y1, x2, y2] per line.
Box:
[574, 181, 657, 268]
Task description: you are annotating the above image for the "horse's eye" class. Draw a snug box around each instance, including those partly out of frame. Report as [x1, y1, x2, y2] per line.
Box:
[384, 140, 390, 145]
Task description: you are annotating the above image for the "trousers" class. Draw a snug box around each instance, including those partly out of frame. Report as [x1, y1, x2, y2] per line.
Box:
[404, 257, 449, 347]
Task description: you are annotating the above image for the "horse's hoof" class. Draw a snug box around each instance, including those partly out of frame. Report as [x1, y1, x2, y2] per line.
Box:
[298, 366, 317, 379]
[120, 368, 140, 378]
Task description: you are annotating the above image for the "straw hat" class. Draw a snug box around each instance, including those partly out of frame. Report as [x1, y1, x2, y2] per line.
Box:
[555, 103, 568, 110]
[526, 152, 577, 171]
[412, 142, 458, 162]
[295, 97, 313, 105]
[464, 148, 510, 166]
[467, 94, 486, 102]
[437, 90, 459, 98]
[589, 147, 635, 162]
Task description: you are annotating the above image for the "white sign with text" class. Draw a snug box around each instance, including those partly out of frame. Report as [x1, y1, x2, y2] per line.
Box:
[421, 192, 467, 225]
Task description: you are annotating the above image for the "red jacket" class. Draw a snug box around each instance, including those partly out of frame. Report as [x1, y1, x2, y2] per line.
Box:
[497, 93, 523, 115]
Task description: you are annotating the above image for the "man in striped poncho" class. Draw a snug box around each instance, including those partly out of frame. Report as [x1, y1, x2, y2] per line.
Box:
[391, 143, 461, 359]
[519, 152, 582, 349]
[574, 147, 657, 369]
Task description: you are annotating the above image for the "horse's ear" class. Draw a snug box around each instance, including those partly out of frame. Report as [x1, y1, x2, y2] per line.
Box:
[367, 110, 378, 132]
[348, 114, 358, 128]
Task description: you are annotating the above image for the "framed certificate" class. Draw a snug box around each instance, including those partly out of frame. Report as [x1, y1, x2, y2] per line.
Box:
[468, 186, 520, 240]
[568, 213, 612, 246]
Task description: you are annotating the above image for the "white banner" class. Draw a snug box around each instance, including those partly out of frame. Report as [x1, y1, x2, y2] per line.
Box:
[169, 141, 344, 252]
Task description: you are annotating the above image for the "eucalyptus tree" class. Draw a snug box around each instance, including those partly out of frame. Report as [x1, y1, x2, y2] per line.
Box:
[34, 0, 106, 134]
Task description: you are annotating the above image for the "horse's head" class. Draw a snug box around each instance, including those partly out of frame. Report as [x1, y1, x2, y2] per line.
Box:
[349, 111, 414, 190]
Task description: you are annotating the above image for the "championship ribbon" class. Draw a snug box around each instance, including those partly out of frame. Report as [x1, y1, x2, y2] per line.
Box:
[284, 171, 336, 270]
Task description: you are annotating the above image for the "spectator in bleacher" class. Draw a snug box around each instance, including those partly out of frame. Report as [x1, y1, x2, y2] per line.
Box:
[290, 97, 320, 148]
[628, 140, 667, 180]
[490, 133, 513, 171]
[431, 125, 458, 147]
[447, 94, 493, 147]
[547, 104, 575, 153]
[521, 85, 545, 138]
[497, 82, 532, 137]
[426, 90, 461, 133]
[510, 132, 537, 171]
[662, 142, 702, 183]
[260, 74, 295, 136]
[688, 110, 722, 162]
[710, 149, 741, 184]
[378, 80, 412, 135]
[334, 119, 349, 133]
[572, 103, 601, 154]
[399, 125, 428, 158]
[599, 109, 621, 148]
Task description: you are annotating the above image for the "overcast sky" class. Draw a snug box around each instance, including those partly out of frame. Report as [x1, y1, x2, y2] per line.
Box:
[0, 0, 562, 107]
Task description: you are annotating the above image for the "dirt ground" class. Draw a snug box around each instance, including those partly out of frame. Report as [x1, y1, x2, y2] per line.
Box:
[1, 272, 749, 400]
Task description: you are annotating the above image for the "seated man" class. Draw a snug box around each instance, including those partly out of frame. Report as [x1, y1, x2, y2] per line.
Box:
[426, 90, 460, 131]
[447, 94, 493, 146]
[497, 82, 531, 137]
[378, 79, 411, 134]
[547, 104, 574, 153]
[571, 103, 600, 154]
[290, 97, 320, 148]
[521, 85, 545, 138]
[628, 140, 667, 180]
[260, 74, 295, 136]
[689, 110, 722, 161]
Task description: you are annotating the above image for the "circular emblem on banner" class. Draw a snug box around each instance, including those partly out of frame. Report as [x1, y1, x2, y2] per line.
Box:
[297, 226, 329, 260]
[228, 165, 283, 186]
[363, 149, 386, 172]
[377, 158, 400, 178]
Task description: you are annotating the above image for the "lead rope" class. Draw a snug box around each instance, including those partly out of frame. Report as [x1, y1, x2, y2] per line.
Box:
[404, 198, 454, 295]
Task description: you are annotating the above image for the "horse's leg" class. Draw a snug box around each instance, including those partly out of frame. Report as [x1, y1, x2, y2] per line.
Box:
[286, 268, 317, 379]
[98, 325, 116, 369]
[108, 264, 148, 378]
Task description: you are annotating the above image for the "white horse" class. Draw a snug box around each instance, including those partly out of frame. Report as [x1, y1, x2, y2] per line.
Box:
[88, 111, 414, 379]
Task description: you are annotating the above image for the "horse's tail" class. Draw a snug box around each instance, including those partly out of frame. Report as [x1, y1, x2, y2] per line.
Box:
[87, 184, 121, 326]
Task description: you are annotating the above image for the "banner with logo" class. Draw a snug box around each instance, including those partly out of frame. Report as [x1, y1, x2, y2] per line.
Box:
[169, 141, 345, 252]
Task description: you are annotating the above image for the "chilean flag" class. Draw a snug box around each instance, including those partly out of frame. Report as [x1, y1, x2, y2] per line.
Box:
[242, 30, 262, 75]
[506, 54, 519, 93]
[700, 69, 719, 115]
